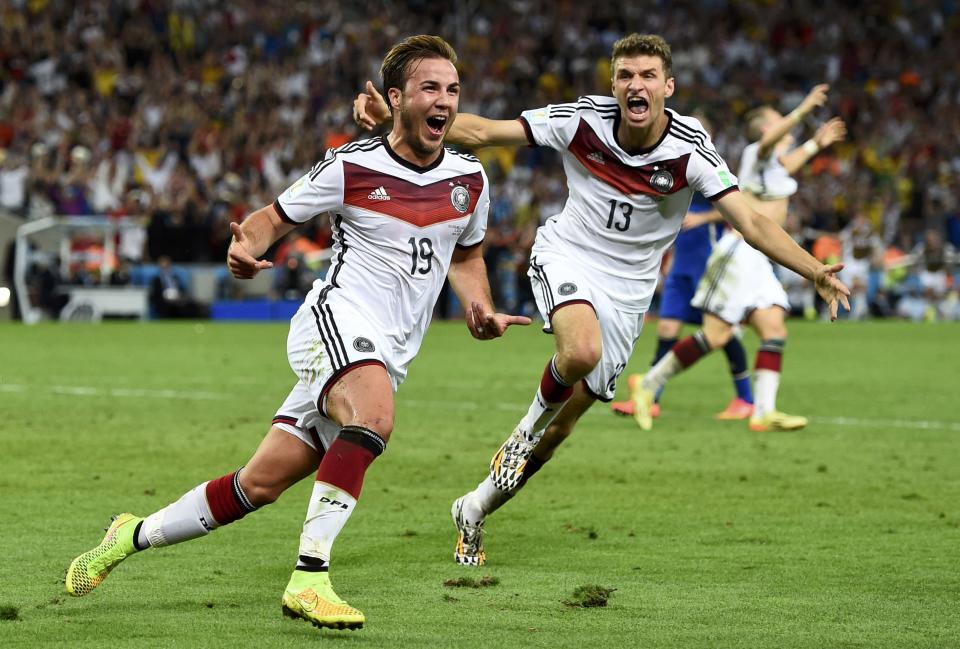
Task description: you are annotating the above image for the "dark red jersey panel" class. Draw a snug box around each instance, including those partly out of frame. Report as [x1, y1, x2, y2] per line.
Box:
[567, 119, 690, 197]
[343, 162, 484, 227]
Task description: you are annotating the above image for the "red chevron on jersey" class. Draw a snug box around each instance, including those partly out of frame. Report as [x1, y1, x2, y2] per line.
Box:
[567, 118, 690, 197]
[342, 162, 484, 227]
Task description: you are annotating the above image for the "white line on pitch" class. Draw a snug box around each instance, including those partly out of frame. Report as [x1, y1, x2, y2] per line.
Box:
[400, 398, 960, 433]
[3, 384, 958, 433]
[0, 383, 229, 401]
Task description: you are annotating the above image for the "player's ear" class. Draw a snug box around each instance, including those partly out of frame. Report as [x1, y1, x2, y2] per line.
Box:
[664, 77, 675, 99]
[388, 88, 403, 112]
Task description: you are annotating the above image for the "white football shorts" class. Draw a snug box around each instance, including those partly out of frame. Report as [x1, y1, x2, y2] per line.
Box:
[272, 297, 405, 451]
[691, 231, 789, 324]
[527, 250, 645, 402]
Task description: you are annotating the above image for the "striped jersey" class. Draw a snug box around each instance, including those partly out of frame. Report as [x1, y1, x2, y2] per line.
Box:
[274, 135, 489, 360]
[518, 96, 739, 311]
[737, 141, 798, 200]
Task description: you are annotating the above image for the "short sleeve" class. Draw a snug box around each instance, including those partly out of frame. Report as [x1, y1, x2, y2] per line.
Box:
[456, 171, 490, 248]
[274, 152, 345, 224]
[685, 130, 739, 201]
[518, 102, 581, 151]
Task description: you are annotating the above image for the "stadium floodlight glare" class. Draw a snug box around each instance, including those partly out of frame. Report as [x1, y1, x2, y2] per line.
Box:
[0, 286, 9, 308]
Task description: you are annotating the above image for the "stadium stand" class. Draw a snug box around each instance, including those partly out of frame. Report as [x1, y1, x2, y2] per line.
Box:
[0, 1, 957, 320]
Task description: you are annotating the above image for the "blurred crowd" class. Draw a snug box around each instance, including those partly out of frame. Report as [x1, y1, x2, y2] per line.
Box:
[1, 0, 958, 320]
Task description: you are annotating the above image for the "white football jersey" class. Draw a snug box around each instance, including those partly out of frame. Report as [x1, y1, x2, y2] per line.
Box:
[519, 96, 738, 311]
[737, 141, 798, 201]
[275, 136, 488, 362]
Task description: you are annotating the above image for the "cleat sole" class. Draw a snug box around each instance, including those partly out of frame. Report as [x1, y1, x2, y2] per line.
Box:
[282, 604, 364, 630]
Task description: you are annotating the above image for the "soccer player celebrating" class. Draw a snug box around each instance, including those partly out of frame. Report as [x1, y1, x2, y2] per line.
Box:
[630, 85, 848, 432]
[355, 33, 848, 567]
[65, 35, 529, 629]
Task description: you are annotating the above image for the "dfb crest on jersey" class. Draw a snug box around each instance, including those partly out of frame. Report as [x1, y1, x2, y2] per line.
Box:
[558, 282, 578, 296]
[450, 186, 470, 213]
[353, 337, 375, 353]
[650, 168, 674, 193]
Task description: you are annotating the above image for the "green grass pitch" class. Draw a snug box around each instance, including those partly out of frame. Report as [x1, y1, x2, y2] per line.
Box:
[1, 319, 958, 648]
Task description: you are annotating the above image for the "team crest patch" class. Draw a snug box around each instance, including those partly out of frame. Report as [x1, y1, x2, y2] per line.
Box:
[353, 337, 376, 353]
[558, 283, 578, 296]
[651, 168, 674, 193]
[450, 186, 470, 213]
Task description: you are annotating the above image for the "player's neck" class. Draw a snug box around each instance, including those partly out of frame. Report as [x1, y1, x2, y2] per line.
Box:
[617, 111, 669, 154]
[386, 130, 442, 169]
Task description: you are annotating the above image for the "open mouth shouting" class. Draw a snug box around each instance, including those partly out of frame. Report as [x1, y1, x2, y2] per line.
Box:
[626, 95, 650, 120]
[425, 114, 448, 138]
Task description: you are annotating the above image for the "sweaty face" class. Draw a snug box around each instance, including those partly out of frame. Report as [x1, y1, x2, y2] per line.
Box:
[393, 57, 460, 159]
[611, 55, 674, 130]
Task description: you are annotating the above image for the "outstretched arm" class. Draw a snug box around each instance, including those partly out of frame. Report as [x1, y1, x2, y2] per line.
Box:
[758, 84, 829, 158]
[227, 203, 295, 279]
[447, 243, 531, 339]
[714, 191, 850, 320]
[780, 117, 847, 176]
[353, 80, 529, 149]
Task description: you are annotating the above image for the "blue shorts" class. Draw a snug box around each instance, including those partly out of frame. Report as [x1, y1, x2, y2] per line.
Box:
[659, 271, 703, 324]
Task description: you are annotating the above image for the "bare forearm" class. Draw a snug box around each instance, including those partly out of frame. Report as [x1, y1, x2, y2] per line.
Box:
[780, 146, 815, 176]
[740, 214, 819, 280]
[447, 113, 527, 148]
[758, 112, 802, 156]
[236, 205, 294, 257]
[448, 248, 494, 310]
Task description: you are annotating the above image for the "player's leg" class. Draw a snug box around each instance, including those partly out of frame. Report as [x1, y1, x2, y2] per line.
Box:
[489, 300, 600, 492]
[453, 384, 596, 566]
[281, 363, 393, 630]
[644, 271, 694, 411]
[631, 313, 733, 429]
[746, 307, 807, 432]
[716, 331, 755, 420]
[65, 425, 320, 597]
[630, 237, 749, 429]
[610, 315, 679, 417]
[452, 257, 619, 566]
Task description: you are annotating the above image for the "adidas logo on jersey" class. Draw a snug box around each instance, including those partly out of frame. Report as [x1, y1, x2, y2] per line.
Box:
[367, 186, 391, 201]
[587, 151, 605, 165]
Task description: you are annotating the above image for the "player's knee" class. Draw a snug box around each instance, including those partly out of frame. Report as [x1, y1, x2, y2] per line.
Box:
[349, 415, 394, 442]
[703, 327, 732, 349]
[760, 324, 788, 340]
[238, 470, 284, 507]
[559, 341, 602, 379]
[657, 319, 681, 339]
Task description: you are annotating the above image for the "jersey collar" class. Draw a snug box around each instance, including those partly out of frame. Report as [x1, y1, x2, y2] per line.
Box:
[381, 135, 446, 173]
[613, 108, 673, 156]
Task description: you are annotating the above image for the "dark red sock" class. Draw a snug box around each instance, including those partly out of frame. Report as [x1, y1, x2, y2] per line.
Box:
[755, 338, 785, 372]
[672, 330, 712, 368]
[205, 470, 257, 526]
[315, 426, 386, 499]
[539, 356, 574, 403]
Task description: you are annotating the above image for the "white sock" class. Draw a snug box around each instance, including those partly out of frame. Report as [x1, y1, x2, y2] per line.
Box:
[297, 481, 358, 568]
[754, 369, 781, 418]
[518, 356, 572, 439]
[643, 351, 684, 394]
[140, 483, 218, 548]
[463, 477, 511, 522]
